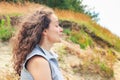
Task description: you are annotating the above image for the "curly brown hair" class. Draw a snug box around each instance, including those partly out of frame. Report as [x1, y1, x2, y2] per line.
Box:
[12, 7, 54, 75]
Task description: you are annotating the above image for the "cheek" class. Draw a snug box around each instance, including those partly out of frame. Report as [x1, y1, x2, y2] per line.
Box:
[46, 25, 61, 40]
[47, 30, 55, 39]
[47, 30, 60, 42]
[49, 27, 59, 35]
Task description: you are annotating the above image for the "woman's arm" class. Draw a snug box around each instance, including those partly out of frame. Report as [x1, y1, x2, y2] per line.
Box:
[26, 56, 52, 80]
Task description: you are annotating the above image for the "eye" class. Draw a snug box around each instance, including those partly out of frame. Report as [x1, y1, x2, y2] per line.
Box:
[56, 25, 59, 28]
[56, 24, 59, 27]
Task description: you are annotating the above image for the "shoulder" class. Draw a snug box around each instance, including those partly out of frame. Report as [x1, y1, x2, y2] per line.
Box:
[27, 55, 48, 67]
[26, 56, 50, 72]
[26, 45, 47, 61]
[26, 56, 52, 80]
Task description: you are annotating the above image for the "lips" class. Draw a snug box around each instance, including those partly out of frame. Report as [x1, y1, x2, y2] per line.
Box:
[59, 33, 63, 36]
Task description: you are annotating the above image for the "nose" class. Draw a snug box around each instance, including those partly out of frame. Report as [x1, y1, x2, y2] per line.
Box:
[59, 26, 63, 32]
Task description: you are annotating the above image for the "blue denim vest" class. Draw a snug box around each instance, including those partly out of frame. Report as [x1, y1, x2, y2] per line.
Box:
[20, 45, 64, 80]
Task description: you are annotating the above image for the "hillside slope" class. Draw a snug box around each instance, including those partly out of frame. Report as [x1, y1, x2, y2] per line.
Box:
[0, 2, 120, 80]
[0, 37, 120, 80]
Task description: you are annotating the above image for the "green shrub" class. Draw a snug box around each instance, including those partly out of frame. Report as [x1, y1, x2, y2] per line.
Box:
[0, 19, 5, 27]
[63, 29, 71, 35]
[0, 16, 14, 41]
[99, 62, 113, 77]
[0, 26, 13, 41]
[70, 30, 93, 49]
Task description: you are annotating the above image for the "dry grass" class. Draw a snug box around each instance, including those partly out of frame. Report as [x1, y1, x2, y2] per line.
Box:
[0, 67, 20, 80]
[0, 1, 91, 23]
[0, 70, 19, 80]
[59, 40, 116, 78]
[54, 8, 91, 22]
[0, 1, 41, 15]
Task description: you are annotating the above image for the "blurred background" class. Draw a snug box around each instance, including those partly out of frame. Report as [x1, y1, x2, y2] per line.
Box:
[0, 0, 120, 80]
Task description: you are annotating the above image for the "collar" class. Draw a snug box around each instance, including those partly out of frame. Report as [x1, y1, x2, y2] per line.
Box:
[36, 45, 57, 60]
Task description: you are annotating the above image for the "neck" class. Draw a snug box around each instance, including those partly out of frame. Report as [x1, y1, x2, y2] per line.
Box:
[39, 38, 53, 51]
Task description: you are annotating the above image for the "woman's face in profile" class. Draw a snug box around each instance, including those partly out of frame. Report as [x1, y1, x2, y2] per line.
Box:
[44, 14, 63, 43]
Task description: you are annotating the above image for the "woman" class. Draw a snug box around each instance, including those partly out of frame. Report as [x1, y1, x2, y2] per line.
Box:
[12, 6, 64, 80]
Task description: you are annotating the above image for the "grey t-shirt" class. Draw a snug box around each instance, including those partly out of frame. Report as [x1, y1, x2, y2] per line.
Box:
[20, 45, 64, 80]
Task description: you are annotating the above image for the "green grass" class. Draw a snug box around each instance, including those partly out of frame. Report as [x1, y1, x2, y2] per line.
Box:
[68, 29, 93, 49]
[0, 15, 14, 41]
[63, 29, 71, 36]
[62, 17, 120, 52]
[99, 62, 114, 77]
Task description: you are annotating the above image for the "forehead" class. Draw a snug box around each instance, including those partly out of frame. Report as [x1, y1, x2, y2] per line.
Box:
[50, 14, 58, 23]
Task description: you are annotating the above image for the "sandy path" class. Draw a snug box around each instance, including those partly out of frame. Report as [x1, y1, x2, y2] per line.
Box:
[0, 42, 12, 70]
[113, 60, 120, 80]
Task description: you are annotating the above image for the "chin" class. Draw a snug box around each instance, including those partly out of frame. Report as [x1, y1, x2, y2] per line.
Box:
[58, 40, 61, 43]
[54, 39, 61, 43]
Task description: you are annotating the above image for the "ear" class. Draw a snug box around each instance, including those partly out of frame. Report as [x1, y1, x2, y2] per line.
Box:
[42, 29, 48, 36]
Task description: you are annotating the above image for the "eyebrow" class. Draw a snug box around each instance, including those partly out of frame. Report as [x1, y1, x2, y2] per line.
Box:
[57, 19, 59, 22]
[55, 20, 59, 23]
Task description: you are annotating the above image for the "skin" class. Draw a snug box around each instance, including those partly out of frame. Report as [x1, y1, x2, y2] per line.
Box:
[26, 14, 63, 80]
